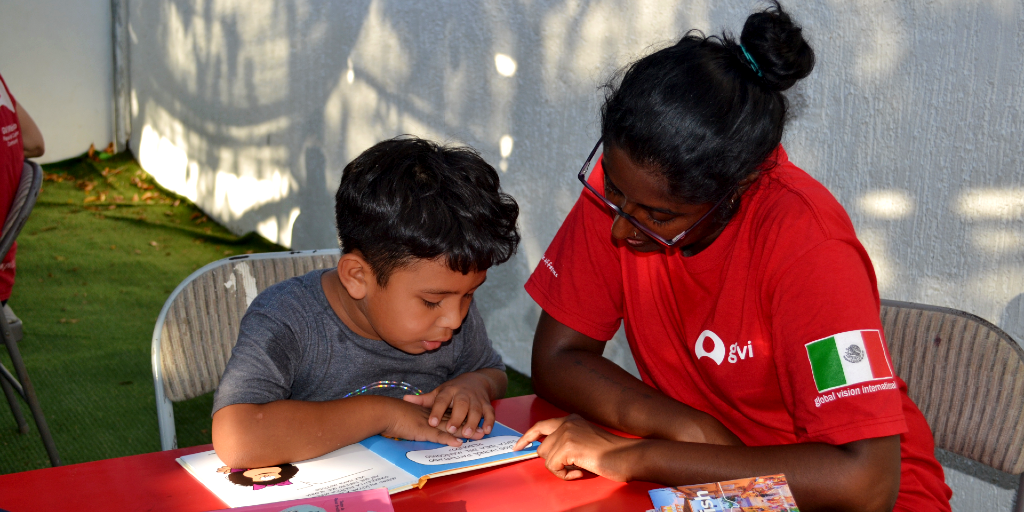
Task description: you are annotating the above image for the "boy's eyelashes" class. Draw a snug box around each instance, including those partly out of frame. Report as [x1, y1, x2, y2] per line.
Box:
[421, 293, 475, 309]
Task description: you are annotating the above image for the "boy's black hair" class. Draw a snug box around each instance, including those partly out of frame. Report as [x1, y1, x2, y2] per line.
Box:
[335, 136, 520, 286]
[601, 1, 814, 210]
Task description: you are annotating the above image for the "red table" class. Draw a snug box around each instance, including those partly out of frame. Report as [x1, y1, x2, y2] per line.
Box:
[0, 395, 660, 511]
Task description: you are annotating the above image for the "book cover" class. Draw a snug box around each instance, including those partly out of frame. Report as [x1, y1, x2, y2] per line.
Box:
[178, 421, 538, 508]
[648, 474, 799, 512]
[204, 487, 394, 512]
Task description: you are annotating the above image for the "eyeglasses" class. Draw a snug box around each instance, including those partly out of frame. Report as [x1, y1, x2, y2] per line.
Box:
[577, 139, 733, 248]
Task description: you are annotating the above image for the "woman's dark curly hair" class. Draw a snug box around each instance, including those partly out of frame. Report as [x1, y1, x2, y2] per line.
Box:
[601, 1, 814, 208]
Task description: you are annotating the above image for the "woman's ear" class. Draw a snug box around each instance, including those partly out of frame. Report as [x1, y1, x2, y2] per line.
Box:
[337, 252, 372, 300]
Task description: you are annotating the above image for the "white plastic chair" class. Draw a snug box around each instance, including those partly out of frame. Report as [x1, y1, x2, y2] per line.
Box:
[151, 249, 340, 450]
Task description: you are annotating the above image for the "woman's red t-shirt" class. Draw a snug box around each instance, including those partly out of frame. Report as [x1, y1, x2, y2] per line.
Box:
[525, 146, 951, 510]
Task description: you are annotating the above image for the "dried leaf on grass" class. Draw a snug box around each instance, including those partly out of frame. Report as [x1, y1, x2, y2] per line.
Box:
[131, 176, 154, 190]
[43, 172, 72, 182]
[59, 318, 80, 324]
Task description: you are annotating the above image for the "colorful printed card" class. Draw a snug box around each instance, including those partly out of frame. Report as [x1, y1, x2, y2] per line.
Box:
[178, 421, 538, 508]
[648, 474, 799, 511]
[203, 487, 393, 512]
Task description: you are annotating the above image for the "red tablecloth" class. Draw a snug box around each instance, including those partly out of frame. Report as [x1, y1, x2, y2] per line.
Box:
[0, 395, 660, 511]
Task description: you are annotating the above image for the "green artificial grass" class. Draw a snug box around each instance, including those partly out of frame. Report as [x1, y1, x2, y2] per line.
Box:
[0, 150, 532, 474]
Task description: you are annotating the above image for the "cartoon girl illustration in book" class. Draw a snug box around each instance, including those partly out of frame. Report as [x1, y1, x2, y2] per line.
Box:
[217, 464, 299, 490]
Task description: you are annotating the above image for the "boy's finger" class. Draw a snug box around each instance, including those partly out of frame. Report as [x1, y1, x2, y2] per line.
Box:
[461, 405, 483, 439]
[430, 427, 464, 448]
[402, 394, 428, 406]
[428, 390, 453, 428]
[481, 403, 496, 436]
[446, 397, 471, 435]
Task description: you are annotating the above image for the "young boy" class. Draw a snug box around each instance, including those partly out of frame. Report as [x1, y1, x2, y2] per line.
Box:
[211, 136, 521, 469]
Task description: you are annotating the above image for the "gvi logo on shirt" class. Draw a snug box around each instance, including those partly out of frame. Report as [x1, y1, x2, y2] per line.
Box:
[694, 330, 755, 365]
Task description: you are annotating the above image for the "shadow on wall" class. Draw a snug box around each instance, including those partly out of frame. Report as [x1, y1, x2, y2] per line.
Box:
[128, 0, 627, 372]
[1002, 294, 1024, 349]
[130, 0, 372, 249]
[128, 0, 1024, 372]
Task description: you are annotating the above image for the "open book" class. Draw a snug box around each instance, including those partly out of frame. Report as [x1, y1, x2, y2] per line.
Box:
[648, 474, 799, 511]
[178, 421, 538, 508]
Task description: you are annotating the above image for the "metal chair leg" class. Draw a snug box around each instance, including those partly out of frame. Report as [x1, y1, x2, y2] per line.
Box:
[0, 317, 60, 466]
[1013, 472, 1023, 512]
[0, 364, 28, 433]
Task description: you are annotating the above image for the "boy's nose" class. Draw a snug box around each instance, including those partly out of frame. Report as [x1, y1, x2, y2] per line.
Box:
[436, 303, 464, 330]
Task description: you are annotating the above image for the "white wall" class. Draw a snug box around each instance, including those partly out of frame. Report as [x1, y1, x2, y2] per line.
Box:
[0, 0, 114, 163]
[128, 0, 1024, 506]
[127, 0, 1024, 372]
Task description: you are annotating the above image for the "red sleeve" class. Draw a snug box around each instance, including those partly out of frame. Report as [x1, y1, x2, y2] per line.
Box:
[524, 161, 624, 341]
[0, 74, 15, 109]
[769, 239, 908, 445]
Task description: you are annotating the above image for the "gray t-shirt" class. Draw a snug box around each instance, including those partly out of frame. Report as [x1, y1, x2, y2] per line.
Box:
[213, 268, 504, 413]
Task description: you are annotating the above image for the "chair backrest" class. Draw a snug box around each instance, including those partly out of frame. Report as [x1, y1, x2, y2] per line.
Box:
[152, 249, 341, 404]
[0, 161, 43, 257]
[881, 299, 1024, 475]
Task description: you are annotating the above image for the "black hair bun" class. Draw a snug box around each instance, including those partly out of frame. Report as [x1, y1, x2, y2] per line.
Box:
[739, 1, 815, 91]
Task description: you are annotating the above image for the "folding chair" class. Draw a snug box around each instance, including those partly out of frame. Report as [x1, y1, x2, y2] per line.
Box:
[151, 249, 341, 450]
[0, 160, 60, 466]
[881, 299, 1024, 511]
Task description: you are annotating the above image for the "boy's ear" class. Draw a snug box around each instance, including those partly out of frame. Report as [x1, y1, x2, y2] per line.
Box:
[337, 253, 373, 300]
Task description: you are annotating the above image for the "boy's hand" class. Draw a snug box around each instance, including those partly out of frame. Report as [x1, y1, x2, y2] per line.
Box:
[383, 400, 464, 447]
[403, 372, 496, 440]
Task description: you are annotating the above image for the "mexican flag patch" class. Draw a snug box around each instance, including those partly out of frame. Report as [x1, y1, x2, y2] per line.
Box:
[805, 330, 893, 393]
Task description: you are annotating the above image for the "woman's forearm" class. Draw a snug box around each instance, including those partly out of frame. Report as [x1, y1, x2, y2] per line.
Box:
[531, 312, 739, 445]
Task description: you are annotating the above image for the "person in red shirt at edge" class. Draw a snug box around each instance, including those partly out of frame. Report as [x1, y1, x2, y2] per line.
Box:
[0, 72, 45, 321]
[512, 3, 951, 511]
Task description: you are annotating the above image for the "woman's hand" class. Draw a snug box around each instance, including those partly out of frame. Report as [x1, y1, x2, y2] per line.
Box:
[513, 414, 641, 482]
[403, 369, 503, 440]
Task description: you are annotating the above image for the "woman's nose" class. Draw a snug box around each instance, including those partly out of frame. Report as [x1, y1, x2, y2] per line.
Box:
[610, 201, 642, 240]
[611, 214, 635, 240]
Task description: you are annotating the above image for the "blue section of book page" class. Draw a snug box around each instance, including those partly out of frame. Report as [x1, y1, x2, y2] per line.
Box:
[358, 421, 537, 479]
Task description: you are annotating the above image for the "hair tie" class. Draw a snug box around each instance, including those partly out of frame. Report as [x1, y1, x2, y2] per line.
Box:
[739, 45, 764, 77]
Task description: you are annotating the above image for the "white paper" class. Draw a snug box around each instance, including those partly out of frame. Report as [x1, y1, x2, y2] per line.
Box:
[404, 436, 521, 466]
[178, 445, 417, 508]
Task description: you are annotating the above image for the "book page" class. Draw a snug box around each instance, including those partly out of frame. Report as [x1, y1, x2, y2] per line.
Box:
[178, 444, 418, 508]
[359, 421, 538, 479]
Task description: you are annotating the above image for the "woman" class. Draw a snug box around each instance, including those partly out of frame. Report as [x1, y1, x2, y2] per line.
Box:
[0, 71, 44, 324]
[513, 3, 951, 511]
